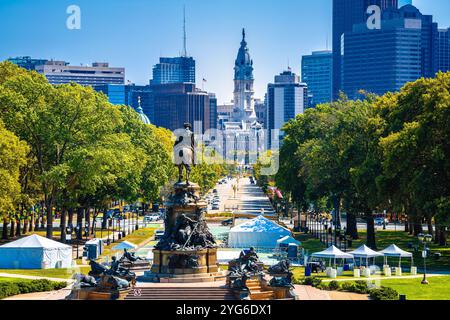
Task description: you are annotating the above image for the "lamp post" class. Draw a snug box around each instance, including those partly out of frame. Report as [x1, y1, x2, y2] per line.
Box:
[84, 223, 89, 242]
[418, 233, 433, 285]
[112, 218, 115, 243]
[74, 225, 80, 259]
[324, 221, 329, 247]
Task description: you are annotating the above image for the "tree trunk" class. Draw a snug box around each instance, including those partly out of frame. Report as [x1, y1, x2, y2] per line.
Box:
[29, 211, 35, 232]
[2, 219, 8, 240]
[404, 218, 409, 233]
[68, 208, 74, 229]
[15, 219, 21, 237]
[438, 226, 447, 246]
[76, 208, 84, 240]
[366, 214, 377, 250]
[46, 203, 53, 239]
[9, 219, 15, 238]
[427, 215, 433, 239]
[60, 208, 67, 243]
[346, 212, 358, 239]
[413, 215, 423, 236]
[333, 196, 342, 228]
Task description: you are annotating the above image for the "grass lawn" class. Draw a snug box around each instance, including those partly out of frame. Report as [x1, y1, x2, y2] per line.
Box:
[0, 277, 33, 283]
[296, 230, 450, 271]
[376, 276, 450, 300]
[0, 266, 91, 279]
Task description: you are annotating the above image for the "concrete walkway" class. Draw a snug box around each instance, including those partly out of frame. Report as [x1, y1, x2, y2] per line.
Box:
[0, 272, 74, 283]
[218, 177, 275, 215]
[321, 273, 447, 282]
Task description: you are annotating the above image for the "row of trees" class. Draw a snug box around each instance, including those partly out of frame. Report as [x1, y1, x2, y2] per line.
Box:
[0, 62, 176, 241]
[275, 73, 449, 248]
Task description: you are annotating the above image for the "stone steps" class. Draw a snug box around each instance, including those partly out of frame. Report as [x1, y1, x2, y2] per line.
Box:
[125, 287, 237, 300]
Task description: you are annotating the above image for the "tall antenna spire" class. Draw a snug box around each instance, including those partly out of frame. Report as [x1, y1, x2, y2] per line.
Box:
[182, 5, 187, 57]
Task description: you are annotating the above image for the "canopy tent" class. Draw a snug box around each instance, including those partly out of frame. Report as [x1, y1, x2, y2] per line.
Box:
[112, 241, 138, 251]
[348, 245, 384, 267]
[311, 245, 354, 267]
[228, 215, 291, 248]
[0, 234, 72, 269]
[276, 236, 301, 247]
[380, 244, 414, 267]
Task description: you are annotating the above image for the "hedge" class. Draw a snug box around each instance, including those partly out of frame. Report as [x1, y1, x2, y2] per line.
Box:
[0, 279, 67, 300]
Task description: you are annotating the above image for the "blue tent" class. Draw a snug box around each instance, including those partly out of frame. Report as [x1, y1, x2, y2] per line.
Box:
[0, 235, 73, 269]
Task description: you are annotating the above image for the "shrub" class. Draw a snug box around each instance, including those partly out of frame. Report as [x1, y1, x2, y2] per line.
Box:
[328, 280, 340, 291]
[369, 287, 399, 301]
[303, 277, 322, 288]
[0, 279, 67, 300]
[353, 281, 370, 294]
[317, 283, 329, 291]
[340, 282, 356, 292]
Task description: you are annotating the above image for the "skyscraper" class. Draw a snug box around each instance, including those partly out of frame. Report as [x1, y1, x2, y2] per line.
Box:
[301, 50, 333, 107]
[267, 70, 308, 148]
[35, 61, 125, 86]
[341, 5, 437, 99]
[151, 57, 196, 85]
[151, 83, 211, 133]
[8, 56, 48, 71]
[437, 28, 450, 73]
[332, 0, 399, 99]
[94, 84, 153, 122]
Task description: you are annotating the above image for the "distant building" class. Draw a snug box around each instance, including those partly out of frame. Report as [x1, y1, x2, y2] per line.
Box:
[208, 93, 218, 130]
[332, 0, 399, 99]
[151, 57, 196, 85]
[94, 84, 153, 122]
[301, 50, 333, 106]
[341, 5, 438, 99]
[151, 82, 211, 133]
[437, 28, 450, 73]
[36, 61, 125, 86]
[266, 70, 308, 149]
[254, 98, 266, 128]
[217, 102, 235, 130]
[8, 56, 48, 70]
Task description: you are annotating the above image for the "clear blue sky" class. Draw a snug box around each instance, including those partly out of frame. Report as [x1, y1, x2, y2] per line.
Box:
[0, 0, 449, 104]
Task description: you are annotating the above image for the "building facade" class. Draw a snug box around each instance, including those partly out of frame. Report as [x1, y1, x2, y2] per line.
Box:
[151, 82, 211, 133]
[35, 61, 125, 86]
[151, 57, 196, 85]
[341, 5, 438, 99]
[8, 56, 48, 71]
[267, 70, 308, 149]
[301, 50, 333, 107]
[437, 28, 450, 73]
[208, 93, 218, 130]
[332, 0, 399, 99]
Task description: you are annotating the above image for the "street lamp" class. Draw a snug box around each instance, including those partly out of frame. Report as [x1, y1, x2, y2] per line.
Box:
[418, 233, 433, 285]
[84, 223, 89, 242]
[324, 221, 329, 247]
[74, 225, 80, 259]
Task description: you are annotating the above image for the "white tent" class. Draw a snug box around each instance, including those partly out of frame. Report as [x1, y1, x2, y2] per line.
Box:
[380, 244, 413, 267]
[112, 241, 137, 251]
[0, 234, 73, 269]
[311, 245, 354, 267]
[348, 245, 383, 267]
[228, 216, 291, 248]
[276, 236, 301, 247]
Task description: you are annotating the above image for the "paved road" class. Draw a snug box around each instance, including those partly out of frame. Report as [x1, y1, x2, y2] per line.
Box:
[210, 177, 275, 216]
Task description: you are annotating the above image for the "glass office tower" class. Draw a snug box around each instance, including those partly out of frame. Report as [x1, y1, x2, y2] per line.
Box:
[151, 57, 196, 85]
[301, 50, 333, 107]
[332, 0, 398, 99]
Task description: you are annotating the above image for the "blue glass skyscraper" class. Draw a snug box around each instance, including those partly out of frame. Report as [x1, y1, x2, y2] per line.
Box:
[437, 28, 450, 73]
[341, 5, 438, 100]
[301, 50, 333, 107]
[332, 0, 399, 99]
[151, 57, 196, 85]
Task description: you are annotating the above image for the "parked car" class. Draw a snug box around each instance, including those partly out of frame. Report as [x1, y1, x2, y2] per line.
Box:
[144, 214, 160, 223]
[154, 230, 165, 240]
[375, 218, 389, 226]
[221, 218, 233, 226]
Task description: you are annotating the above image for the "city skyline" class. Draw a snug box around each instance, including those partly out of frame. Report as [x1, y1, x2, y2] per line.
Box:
[0, 0, 449, 104]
